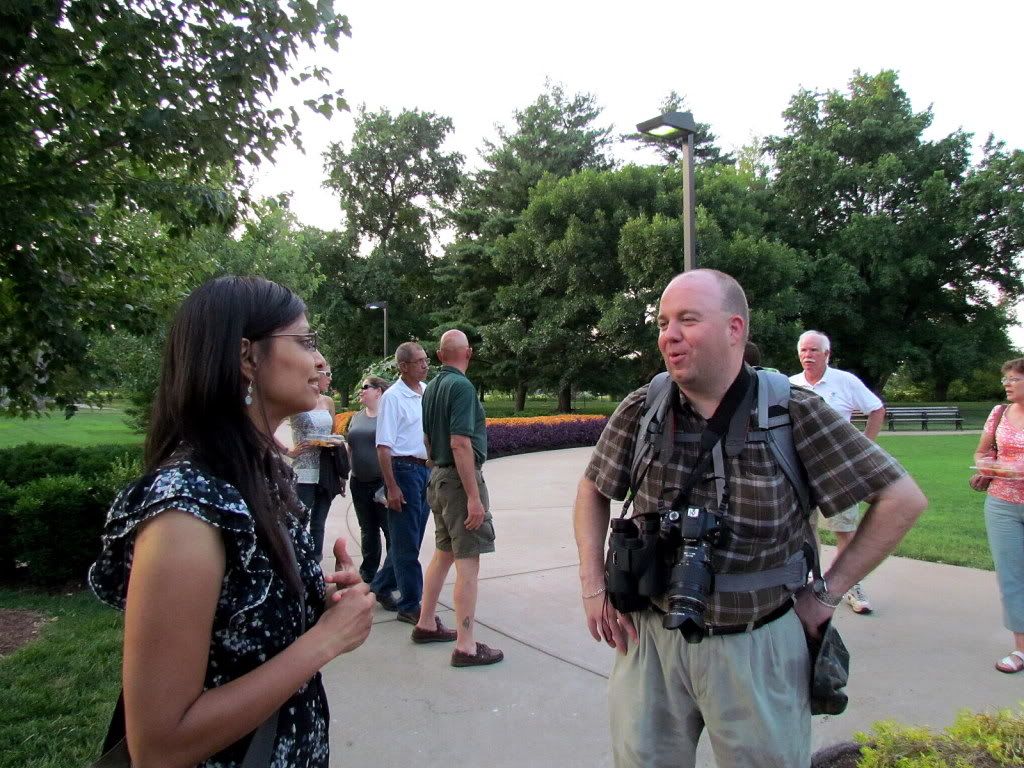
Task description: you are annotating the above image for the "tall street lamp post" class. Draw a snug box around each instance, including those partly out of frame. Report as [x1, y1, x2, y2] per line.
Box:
[636, 111, 698, 272]
[365, 301, 388, 359]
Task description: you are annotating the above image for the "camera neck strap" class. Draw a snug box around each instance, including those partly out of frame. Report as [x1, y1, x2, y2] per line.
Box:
[621, 365, 753, 518]
[668, 365, 754, 512]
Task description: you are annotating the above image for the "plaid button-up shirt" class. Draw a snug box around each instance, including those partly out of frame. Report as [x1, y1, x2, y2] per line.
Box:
[585, 382, 906, 627]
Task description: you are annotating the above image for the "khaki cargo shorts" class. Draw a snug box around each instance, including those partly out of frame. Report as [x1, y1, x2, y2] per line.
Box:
[817, 504, 861, 533]
[426, 465, 496, 558]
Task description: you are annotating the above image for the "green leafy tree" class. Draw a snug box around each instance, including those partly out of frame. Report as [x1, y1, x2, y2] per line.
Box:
[768, 70, 1024, 391]
[489, 163, 806, 410]
[321, 106, 464, 396]
[88, 199, 327, 428]
[438, 81, 613, 408]
[623, 90, 735, 167]
[1, 0, 350, 414]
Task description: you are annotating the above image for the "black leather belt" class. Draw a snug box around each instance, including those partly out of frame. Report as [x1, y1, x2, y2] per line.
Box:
[392, 455, 428, 466]
[651, 599, 793, 637]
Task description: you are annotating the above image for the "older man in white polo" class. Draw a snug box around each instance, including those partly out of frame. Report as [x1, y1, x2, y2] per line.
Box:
[790, 330, 886, 614]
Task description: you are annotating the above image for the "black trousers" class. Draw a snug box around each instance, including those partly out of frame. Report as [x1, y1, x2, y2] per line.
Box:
[297, 482, 332, 561]
[349, 476, 391, 583]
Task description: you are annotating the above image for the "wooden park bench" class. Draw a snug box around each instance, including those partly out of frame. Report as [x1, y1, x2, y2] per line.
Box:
[851, 406, 963, 431]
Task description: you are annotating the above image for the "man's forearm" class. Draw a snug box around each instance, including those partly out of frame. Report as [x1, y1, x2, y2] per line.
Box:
[376, 446, 397, 490]
[864, 407, 885, 441]
[450, 439, 481, 502]
[573, 476, 611, 591]
[826, 474, 926, 593]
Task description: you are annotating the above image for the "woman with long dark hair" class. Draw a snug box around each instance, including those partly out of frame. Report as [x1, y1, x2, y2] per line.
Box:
[89, 276, 374, 767]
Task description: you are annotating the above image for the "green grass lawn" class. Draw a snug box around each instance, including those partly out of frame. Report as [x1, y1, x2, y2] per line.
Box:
[0, 590, 122, 768]
[0, 399, 998, 448]
[835, 433, 992, 570]
[0, 408, 141, 450]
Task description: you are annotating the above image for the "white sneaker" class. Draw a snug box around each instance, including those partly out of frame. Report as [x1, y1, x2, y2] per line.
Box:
[845, 583, 872, 614]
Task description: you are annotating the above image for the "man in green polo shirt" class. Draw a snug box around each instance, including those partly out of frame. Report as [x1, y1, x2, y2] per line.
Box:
[413, 329, 503, 667]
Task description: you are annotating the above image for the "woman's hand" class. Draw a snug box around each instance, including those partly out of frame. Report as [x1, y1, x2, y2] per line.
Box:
[969, 472, 992, 491]
[323, 538, 363, 598]
[318, 539, 374, 656]
[314, 582, 374, 656]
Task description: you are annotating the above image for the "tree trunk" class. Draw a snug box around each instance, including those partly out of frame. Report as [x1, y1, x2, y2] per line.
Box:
[338, 388, 350, 409]
[557, 382, 572, 413]
[934, 378, 951, 402]
[515, 382, 528, 412]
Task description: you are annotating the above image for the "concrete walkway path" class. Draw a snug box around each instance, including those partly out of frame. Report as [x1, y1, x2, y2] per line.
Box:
[320, 446, 1016, 768]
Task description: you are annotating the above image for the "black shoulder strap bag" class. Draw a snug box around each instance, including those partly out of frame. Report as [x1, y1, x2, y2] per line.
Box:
[91, 522, 307, 767]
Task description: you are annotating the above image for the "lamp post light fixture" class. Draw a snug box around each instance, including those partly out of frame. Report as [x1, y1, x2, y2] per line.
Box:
[636, 111, 698, 272]
[365, 301, 388, 359]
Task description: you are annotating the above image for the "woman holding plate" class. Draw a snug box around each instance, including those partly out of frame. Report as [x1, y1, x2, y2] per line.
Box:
[971, 358, 1024, 672]
[287, 367, 337, 560]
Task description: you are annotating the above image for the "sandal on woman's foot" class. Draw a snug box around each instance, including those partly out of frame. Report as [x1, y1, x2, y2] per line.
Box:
[996, 650, 1024, 673]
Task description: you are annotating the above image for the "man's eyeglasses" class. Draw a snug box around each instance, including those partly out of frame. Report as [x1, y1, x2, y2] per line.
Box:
[320, 371, 332, 379]
[1002, 376, 1024, 385]
[267, 331, 319, 351]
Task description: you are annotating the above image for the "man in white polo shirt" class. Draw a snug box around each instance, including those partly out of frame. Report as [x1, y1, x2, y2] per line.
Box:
[790, 330, 886, 614]
[370, 341, 454, 634]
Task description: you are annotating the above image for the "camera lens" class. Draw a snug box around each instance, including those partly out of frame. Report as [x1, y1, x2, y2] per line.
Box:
[661, 539, 716, 643]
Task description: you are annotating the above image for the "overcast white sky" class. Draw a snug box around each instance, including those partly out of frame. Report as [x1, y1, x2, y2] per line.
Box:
[250, 0, 1024, 343]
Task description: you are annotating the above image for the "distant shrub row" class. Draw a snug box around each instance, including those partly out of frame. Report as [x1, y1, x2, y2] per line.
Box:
[486, 415, 607, 458]
[1, 417, 607, 588]
[0, 444, 142, 587]
[334, 411, 608, 459]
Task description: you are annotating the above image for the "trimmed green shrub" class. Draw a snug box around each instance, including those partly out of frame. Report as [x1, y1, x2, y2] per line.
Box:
[11, 475, 109, 586]
[0, 445, 141, 586]
[0, 443, 83, 487]
[72, 444, 143, 481]
[853, 708, 1024, 766]
[0, 443, 142, 488]
[0, 481, 19, 580]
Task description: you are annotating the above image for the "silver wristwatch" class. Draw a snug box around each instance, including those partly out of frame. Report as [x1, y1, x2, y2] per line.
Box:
[809, 577, 843, 609]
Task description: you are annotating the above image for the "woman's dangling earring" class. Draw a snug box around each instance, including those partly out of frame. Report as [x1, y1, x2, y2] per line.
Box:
[244, 381, 254, 406]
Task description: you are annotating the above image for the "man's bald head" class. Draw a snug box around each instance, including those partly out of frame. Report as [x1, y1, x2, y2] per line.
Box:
[438, 329, 472, 368]
[662, 269, 749, 340]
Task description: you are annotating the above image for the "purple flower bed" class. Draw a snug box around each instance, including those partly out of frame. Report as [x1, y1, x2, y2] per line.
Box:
[487, 417, 608, 459]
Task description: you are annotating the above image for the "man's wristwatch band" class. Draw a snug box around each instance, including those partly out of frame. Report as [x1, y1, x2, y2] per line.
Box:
[810, 577, 843, 609]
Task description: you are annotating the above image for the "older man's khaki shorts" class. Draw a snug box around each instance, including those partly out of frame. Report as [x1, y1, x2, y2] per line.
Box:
[426, 466, 496, 558]
[818, 504, 861, 533]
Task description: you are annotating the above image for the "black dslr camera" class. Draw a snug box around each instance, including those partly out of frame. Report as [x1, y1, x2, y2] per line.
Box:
[659, 506, 726, 643]
[604, 505, 726, 644]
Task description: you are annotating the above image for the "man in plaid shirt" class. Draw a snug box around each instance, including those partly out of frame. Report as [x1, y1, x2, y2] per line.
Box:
[572, 270, 926, 768]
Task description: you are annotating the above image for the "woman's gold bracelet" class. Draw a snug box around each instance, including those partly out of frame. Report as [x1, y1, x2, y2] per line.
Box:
[582, 586, 606, 600]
